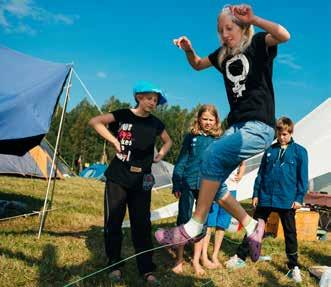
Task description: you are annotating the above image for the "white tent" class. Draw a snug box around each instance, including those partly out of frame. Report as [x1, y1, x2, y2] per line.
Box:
[152, 160, 173, 190]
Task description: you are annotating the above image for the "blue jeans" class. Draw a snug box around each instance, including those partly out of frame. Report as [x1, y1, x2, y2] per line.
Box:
[200, 121, 275, 200]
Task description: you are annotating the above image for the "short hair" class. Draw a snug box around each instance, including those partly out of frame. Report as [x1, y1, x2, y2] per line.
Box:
[276, 116, 294, 133]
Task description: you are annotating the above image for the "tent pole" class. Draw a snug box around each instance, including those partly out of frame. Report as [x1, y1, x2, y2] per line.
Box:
[37, 67, 73, 239]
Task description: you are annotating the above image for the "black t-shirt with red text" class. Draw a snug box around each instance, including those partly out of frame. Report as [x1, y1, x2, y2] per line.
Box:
[105, 109, 165, 188]
[208, 32, 277, 128]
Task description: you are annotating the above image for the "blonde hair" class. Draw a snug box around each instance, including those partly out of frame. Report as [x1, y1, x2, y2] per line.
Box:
[217, 5, 255, 66]
[190, 104, 222, 137]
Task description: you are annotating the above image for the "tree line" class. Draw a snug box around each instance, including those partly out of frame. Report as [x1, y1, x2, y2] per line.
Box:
[47, 97, 226, 172]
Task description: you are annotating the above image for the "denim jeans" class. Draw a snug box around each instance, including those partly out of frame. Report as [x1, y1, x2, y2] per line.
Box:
[200, 121, 275, 200]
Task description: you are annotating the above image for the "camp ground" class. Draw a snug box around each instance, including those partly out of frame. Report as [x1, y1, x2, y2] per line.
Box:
[0, 45, 330, 287]
[0, 139, 72, 179]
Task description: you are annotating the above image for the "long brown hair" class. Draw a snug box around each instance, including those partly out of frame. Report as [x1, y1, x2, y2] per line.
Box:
[190, 104, 222, 137]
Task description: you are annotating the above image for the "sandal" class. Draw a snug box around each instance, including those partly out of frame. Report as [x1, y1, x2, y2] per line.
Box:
[109, 269, 122, 283]
[155, 225, 206, 247]
[143, 273, 161, 287]
[247, 219, 265, 262]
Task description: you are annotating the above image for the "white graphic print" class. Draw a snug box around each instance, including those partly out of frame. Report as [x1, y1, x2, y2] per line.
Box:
[116, 123, 133, 162]
[225, 54, 249, 98]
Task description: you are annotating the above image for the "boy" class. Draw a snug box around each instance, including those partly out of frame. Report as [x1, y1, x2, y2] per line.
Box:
[89, 81, 172, 286]
[226, 117, 308, 283]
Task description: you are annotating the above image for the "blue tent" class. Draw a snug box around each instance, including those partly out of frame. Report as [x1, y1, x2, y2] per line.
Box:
[80, 164, 107, 181]
[0, 46, 71, 155]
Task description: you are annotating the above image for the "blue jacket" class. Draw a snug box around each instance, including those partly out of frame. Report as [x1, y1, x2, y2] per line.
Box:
[172, 133, 216, 192]
[253, 139, 308, 209]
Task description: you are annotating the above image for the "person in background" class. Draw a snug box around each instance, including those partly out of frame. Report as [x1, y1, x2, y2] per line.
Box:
[89, 81, 172, 286]
[226, 117, 308, 284]
[171, 104, 222, 275]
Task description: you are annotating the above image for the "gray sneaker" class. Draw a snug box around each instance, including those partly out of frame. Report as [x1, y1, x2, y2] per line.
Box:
[258, 255, 272, 262]
[225, 255, 246, 269]
[287, 266, 302, 283]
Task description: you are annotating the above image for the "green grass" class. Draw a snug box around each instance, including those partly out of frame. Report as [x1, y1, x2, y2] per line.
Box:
[0, 176, 329, 287]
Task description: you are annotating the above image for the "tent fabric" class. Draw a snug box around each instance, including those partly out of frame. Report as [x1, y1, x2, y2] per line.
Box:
[0, 46, 71, 155]
[80, 164, 107, 181]
[152, 160, 173, 189]
[81, 160, 174, 188]
[0, 139, 71, 179]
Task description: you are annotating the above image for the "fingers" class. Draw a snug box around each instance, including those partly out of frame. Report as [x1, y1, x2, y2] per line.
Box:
[173, 36, 190, 49]
[232, 4, 251, 16]
[173, 191, 181, 198]
[173, 38, 180, 47]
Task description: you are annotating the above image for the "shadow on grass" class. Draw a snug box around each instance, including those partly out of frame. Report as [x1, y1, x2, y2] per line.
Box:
[300, 245, 331, 266]
[0, 190, 44, 219]
[1, 224, 212, 287]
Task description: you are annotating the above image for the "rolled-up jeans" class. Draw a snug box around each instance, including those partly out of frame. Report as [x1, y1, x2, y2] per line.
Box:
[200, 121, 275, 201]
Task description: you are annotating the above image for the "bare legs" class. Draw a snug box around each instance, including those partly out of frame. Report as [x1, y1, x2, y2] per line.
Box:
[191, 240, 205, 275]
[201, 227, 221, 268]
[210, 228, 223, 266]
[172, 246, 184, 274]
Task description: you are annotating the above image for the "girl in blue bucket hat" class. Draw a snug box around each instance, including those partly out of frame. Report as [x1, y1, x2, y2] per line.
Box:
[89, 81, 172, 286]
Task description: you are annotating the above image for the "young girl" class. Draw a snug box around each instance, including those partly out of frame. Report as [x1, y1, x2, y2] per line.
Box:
[155, 4, 290, 262]
[171, 104, 222, 275]
[89, 81, 172, 286]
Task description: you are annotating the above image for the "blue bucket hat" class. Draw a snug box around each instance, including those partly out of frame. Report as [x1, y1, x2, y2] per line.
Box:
[133, 81, 167, 105]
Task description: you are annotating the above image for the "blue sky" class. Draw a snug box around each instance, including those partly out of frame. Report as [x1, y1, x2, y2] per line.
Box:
[1, 0, 330, 122]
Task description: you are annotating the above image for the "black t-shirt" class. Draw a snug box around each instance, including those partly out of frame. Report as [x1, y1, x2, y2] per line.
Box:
[208, 32, 277, 128]
[105, 109, 165, 188]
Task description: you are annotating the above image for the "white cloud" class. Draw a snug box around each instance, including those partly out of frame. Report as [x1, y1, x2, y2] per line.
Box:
[96, 71, 108, 79]
[0, 0, 78, 35]
[277, 54, 302, 70]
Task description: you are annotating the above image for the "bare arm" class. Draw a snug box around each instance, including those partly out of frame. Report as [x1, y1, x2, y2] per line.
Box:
[88, 113, 121, 153]
[154, 129, 172, 163]
[173, 36, 212, 70]
[235, 161, 246, 181]
[231, 4, 290, 46]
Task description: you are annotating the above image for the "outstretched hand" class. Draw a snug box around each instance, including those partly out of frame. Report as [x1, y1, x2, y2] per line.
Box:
[230, 4, 255, 24]
[173, 36, 193, 52]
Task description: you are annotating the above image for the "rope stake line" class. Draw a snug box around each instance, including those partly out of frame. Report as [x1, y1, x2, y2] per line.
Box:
[0, 205, 76, 222]
[63, 239, 194, 287]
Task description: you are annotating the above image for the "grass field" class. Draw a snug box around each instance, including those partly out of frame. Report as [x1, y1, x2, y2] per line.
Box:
[0, 176, 330, 287]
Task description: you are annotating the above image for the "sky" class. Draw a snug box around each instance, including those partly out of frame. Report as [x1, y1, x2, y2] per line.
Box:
[1, 0, 330, 123]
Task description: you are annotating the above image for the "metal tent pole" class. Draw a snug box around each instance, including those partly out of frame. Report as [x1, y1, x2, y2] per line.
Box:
[37, 68, 73, 239]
